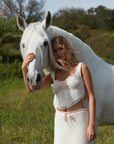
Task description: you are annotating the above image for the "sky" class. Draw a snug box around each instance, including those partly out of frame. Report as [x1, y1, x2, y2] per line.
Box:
[44, 0, 114, 15]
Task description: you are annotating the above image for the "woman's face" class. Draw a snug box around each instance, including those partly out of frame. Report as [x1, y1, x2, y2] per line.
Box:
[52, 42, 67, 61]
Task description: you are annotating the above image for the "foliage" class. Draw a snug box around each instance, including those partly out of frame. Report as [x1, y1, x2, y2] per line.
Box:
[52, 8, 87, 30]
[0, 59, 22, 79]
[75, 25, 91, 41]
[86, 32, 114, 65]
[0, 16, 22, 45]
[0, 0, 46, 23]
[52, 6, 114, 31]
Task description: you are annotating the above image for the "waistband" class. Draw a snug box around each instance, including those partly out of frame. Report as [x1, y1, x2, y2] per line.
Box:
[56, 108, 87, 115]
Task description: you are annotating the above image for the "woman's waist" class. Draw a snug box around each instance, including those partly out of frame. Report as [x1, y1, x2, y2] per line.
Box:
[57, 99, 85, 112]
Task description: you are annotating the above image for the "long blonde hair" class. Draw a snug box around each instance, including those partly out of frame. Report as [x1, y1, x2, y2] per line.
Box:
[51, 36, 78, 70]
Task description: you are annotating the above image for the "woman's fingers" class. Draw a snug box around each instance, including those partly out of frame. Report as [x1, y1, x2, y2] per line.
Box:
[86, 125, 96, 142]
[25, 53, 36, 63]
[22, 53, 36, 70]
[87, 133, 96, 142]
[87, 132, 91, 142]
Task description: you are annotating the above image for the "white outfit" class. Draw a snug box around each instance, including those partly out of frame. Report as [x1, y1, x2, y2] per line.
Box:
[51, 63, 89, 144]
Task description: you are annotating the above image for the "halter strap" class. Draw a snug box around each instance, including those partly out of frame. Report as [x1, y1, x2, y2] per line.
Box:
[77, 62, 83, 77]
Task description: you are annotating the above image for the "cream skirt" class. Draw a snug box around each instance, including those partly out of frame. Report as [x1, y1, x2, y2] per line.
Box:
[54, 109, 89, 144]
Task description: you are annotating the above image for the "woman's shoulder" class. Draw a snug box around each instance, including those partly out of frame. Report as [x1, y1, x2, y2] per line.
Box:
[81, 63, 90, 76]
[75, 62, 87, 70]
[76, 62, 89, 75]
[77, 62, 88, 68]
[81, 63, 87, 68]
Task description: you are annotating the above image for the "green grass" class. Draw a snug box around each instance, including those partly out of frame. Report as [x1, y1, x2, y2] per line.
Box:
[0, 79, 54, 144]
[0, 78, 114, 144]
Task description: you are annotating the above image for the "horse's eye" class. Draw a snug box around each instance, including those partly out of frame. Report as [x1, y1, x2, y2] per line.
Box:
[22, 43, 25, 48]
[43, 41, 48, 47]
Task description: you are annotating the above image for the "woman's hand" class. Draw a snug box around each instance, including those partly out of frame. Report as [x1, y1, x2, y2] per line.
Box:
[86, 124, 96, 142]
[22, 53, 36, 71]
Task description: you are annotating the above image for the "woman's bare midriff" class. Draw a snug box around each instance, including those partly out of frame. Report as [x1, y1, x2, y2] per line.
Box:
[57, 99, 85, 112]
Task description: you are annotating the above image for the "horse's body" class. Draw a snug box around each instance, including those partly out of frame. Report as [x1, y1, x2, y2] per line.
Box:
[17, 12, 114, 144]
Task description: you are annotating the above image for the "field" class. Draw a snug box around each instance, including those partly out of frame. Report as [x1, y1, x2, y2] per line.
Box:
[0, 27, 114, 144]
[0, 78, 113, 144]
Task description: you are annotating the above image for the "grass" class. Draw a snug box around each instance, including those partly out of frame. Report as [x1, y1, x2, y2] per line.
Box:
[0, 79, 54, 144]
[0, 78, 114, 144]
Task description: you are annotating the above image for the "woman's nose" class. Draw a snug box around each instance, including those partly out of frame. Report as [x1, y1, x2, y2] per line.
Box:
[56, 50, 60, 55]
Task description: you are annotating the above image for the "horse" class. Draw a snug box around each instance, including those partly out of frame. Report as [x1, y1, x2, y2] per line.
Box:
[17, 11, 114, 144]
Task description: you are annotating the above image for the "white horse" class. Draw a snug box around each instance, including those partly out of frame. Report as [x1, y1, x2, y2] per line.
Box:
[17, 11, 114, 144]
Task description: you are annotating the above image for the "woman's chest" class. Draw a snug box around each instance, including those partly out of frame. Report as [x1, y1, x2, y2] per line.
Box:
[55, 70, 76, 81]
[53, 74, 83, 93]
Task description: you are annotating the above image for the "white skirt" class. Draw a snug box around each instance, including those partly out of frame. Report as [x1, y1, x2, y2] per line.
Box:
[54, 109, 89, 144]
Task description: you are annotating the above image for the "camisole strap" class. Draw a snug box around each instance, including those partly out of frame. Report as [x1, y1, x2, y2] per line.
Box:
[76, 62, 83, 77]
[50, 71, 55, 81]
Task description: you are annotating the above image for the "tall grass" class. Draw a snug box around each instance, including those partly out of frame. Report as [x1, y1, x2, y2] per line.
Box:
[0, 78, 113, 144]
[0, 79, 54, 144]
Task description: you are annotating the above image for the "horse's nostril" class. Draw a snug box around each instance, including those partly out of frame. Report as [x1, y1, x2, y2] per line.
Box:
[36, 74, 41, 82]
[27, 76, 29, 82]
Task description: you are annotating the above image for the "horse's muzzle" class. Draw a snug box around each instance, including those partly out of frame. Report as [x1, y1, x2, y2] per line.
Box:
[26, 73, 42, 90]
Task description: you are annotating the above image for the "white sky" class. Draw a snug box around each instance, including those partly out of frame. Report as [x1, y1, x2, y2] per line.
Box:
[44, 0, 114, 15]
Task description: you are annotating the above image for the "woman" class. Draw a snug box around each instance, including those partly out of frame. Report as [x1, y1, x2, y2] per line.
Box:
[22, 36, 96, 144]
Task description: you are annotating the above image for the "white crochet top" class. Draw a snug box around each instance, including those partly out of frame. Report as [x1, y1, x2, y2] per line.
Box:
[51, 63, 86, 109]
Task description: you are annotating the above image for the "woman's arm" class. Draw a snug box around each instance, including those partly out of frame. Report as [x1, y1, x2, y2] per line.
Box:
[81, 63, 96, 142]
[22, 53, 36, 92]
[22, 53, 53, 92]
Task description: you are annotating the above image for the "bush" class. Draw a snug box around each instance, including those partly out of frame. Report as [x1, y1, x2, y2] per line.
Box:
[0, 59, 23, 79]
[0, 16, 22, 45]
[76, 25, 91, 41]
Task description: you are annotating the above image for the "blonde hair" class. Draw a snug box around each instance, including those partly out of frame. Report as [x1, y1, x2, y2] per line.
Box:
[51, 36, 78, 70]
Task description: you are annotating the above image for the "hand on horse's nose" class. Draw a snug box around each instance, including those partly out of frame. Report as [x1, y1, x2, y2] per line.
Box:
[26, 75, 30, 83]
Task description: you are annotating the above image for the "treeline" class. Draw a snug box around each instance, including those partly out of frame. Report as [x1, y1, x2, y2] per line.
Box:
[0, 5, 114, 46]
[53, 5, 114, 30]
[52, 5, 114, 40]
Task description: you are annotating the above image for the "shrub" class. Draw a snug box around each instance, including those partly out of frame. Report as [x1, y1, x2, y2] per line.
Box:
[0, 60, 23, 79]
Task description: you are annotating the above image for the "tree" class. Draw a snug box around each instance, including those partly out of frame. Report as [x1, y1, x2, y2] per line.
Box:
[0, 0, 46, 22]
[87, 5, 114, 30]
[109, 9, 114, 29]
[95, 5, 111, 30]
[52, 8, 87, 30]
[52, 5, 114, 31]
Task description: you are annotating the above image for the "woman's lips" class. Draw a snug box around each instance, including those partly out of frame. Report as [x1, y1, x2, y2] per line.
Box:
[57, 56, 63, 59]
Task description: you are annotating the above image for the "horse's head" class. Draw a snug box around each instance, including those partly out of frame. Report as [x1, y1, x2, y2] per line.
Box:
[17, 11, 56, 89]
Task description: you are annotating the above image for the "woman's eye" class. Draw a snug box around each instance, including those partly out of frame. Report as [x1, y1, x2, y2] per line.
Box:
[22, 43, 25, 48]
[53, 50, 57, 53]
[59, 47, 63, 50]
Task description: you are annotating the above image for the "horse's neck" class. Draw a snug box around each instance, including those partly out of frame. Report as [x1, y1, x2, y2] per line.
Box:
[47, 26, 113, 73]
[48, 26, 97, 64]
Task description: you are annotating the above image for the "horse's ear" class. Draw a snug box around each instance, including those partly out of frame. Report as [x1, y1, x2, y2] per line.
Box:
[42, 11, 51, 29]
[17, 15, 27, 31]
